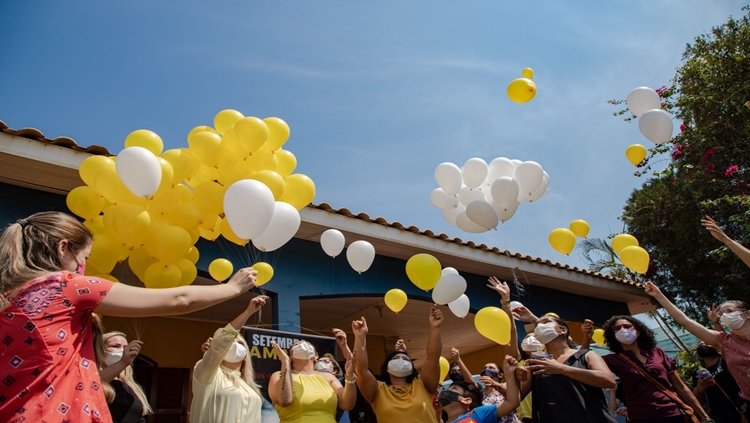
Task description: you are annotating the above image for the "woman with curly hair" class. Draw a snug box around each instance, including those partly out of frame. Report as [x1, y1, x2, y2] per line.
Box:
[597, 315, 710, 423]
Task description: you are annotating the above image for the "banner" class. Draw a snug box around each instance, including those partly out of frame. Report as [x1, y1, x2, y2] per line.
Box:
[243, 327, 338, 400]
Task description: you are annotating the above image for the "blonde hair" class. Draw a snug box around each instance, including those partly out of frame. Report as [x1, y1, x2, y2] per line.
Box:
[91, 314, 116, 403]
[103, 331, 153, 416]
[0, 212, 91, 303]
[221, 335, 262, 397]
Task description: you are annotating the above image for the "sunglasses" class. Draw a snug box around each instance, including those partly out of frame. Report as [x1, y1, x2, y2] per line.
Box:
[612, 324, 634, 332]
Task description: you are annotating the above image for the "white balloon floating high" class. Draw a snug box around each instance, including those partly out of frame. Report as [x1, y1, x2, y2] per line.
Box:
[252, 202, 301, 252]
[430, 157, 550, 231]
[224, 179, 276, 240]
[626, 87, 662, 117]
[346, 240, 375, 274]
[433, 273, 467, 305]
[448, 294, 471, 318]
[638, 109, 674, 145]
[320, 229, 345, 258]
[116, 147, 162, 198]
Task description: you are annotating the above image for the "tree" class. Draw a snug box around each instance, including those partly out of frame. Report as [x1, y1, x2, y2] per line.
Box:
[612, 7, 750, 323]
[577, 237, 631, 280]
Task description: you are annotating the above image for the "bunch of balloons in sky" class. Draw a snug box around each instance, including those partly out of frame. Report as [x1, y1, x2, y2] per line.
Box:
[507, 68, 537, 103]
[66, 109, 316, 288]
[623, 87, 674, 166]
[430, 157, 550, 233]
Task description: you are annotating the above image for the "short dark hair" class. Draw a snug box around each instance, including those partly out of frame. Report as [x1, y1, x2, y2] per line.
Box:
[379, 351, 418, 385]
[722, 300, 750, 312]
[602, 315, 656, 353]
[450, 381, 481, 410]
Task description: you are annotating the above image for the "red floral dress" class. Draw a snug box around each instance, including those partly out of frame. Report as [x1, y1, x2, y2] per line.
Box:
[0, 271, 114, 423]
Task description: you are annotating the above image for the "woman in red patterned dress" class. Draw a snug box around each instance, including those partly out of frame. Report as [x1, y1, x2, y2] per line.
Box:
[0, 211, 258, 423]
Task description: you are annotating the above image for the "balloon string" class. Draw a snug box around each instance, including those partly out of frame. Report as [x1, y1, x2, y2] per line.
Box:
[677, 167, 705, 218]
[360, 273, 365, 314]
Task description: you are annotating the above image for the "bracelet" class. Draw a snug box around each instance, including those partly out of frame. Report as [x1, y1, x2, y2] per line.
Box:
[344, 375, 357, 384]
[501, 300, 511, 308]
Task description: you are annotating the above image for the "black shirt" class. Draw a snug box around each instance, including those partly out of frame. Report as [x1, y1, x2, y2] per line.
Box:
[692, 358, 744, 417]
[108, 380, 147, 423]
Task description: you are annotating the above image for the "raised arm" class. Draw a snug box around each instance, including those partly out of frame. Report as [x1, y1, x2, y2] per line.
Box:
[644, 282, 721, 347]
[333, 328, 353, 360]
[268, 341, 293, 407]
[487, 277, 520, 359]
[450, 347, 478, 388]
[327, 351, 358, 411]
[527, 350, 615, 389]
[707, 303, 726, 333]
[495, 356, 521, 418]
[702, 216, 750, 269]
[580, 319, 594, 350]
[99, 339, 143, 383]
[352, 317, 379, 404]
[420, 307, 444, 393]
[96, 268, 257, 317]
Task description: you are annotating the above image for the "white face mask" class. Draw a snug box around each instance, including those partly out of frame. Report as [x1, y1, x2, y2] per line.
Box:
[615, 328, 638, 345]
[721, 311, 746, 330]
[387, 357, 413, 377]
[314, 361, 333, 373]
[224, 342, 247, 363]
[534, 322, 560, 345]
[290, 342, 316, 360]
[521, 335, 544, 352]
[105, 348, 123, 367]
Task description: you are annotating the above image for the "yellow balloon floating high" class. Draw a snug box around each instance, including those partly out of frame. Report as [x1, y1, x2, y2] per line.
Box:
[612, 234, 639, 255]
[626, 144, 647, 166]
[209, 258, 234, 282]
[522, 68, 534, 79]
[548, 228, 576, 255]
[125, 129, 164, 156]
[384, 289, 408, 313]
[620, 246, 650, 274]
[405, 253, 442, 291]
[569, 220, 590, 238]
[508, 78, 537, 103]
[475, 306, 511, 345]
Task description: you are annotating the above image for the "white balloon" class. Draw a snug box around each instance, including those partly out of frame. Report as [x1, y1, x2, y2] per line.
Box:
[510, 301, 524, 310]
[435, 163, 463, 196]
[441, 267, 459, 277]
[487, 157, 515, 184]
[495, 201, 519, 222]
[639, 109, 673, 145]
[346, 240, 375, 273]
[491, 177, 520, 210]
[456, 210, 487, 233]
[320, 229, 345, 258]
[479, 185, 493, 204]
[461, 158, 488, 189]
[224, 180, 275, 240]
[458, 186, 486, 206]
[528, 172, 550, 202]
[448, 294, 470, 318]
[252, 202, 301, 252]
[442, 205, 464, 228]
[433, 273, 467, 305]
[510, 159, 523, 168]
[430, 188, 458, 210]
[466, 200, 498, 230]
[626, 87, 661, 117]
[514, 161, 544, 195]
[116, 147, 162, 198]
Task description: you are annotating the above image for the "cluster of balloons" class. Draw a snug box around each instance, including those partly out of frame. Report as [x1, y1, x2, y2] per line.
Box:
[319, 228, 376, 274]
[207, 258, 274, 286]
[66, 109, 314, 288]
[624, 87, 674, 165]
[548, 219, 590, 255]
[507, 68, 537, 103]
[431, 158, 550, 233]
[611, 233, 650, 274]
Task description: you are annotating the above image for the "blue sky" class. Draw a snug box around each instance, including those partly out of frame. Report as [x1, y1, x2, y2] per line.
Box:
[0, 1, 745, 271]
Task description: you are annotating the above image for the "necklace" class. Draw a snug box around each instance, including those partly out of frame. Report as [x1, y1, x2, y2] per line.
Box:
[292, 369, 315, 376]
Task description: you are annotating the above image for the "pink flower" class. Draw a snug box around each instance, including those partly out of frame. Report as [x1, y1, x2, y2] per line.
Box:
[725, 165, 739, 177]
[703, 147, 719, 162]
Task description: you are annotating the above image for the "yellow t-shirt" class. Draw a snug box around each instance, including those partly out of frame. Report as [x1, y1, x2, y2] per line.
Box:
[371, 378, 438, 423]
[517, 359, 532, 419]
[275, 372, 338, 423]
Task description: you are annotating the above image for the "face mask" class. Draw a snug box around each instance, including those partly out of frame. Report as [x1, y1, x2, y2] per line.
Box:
[437, 389, 460, 407]
[314, 361, 333, 373]
[721, 311, 746, 330]
[449, 369, 463, 382]
[534, 322, 560, 345]
[290, 342, 316, 360]
[387, 357, 413, 377]
[696, 345, 719, 358]
[105, 348, 123, 367]
[615, 328, 638, 345]
[480, 368, 500, 379]
[521, 335, 544, 352]
[69, 246, 85, 274]
[224, 342, 247, 363]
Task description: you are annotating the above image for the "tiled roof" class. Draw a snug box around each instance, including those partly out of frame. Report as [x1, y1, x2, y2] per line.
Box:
[0, 119, 640, 288]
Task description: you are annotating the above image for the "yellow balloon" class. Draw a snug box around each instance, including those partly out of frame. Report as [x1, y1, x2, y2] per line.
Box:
[475, 306, 511, 345]
[155, 157, 174, 193]
[153, 226, 192, 265]
[111, 204, 152, 248]
[220, 217, 247, 246]
[144, 262, 182, 289]
[193, 182, 227, 215]
[544, 312, 560, 318]
[149, 185, 183, 217]
[87, 234, 121, 274]
[84, 215, 106, 237]
[95, 164, 134, 204]
[548, 228, 576, 255]
[384, 289, 408, 313]
[199, 215, 222, 241]
[176, 183, 193, 203]
[246, 149, 278, 173]
[187, 226, 200, 245]
[439, 356, 450, 382]
[125, 129, 164, 156]
[233, 117, 269, 154]
[79, 155, 115, 187]
[144, 219, 170, 258]
[592, 328, 606, 347]
[280, 174, 315, 210]
[263, 117, 290, 151]
[405, 254, 442, 291]
[252, 170, 285, 200]
[209, 258, 234, 282]
[198, 211, 218, 231]
[253, 262, 274, 286]
[214, 109, 245, 135]
[569, 220, 590, 238]
[521, 68, 534, 79]
[188, 131, 223, 167]
[612, 234, 639, 255]
[166, 203, 202, 229]
[161, 148, 199, 185]
[507, 78, 537, 103]
[184, 170, 210, 188]
[185, 246, 200, 264]
[217, 150, 255, 186]
[66, 186, 105, 220]
[626, 144, 647, 166]
[275, 149, 297, 177]
[175, 258, 197, 286]
[188, 126, 219, 143]
[620, 246, 650, 274]
[128, 246, 158, 282]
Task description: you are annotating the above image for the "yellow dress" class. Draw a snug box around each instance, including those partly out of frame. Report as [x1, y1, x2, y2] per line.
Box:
[517, 359, 533, 419]
[371, 378, 438, 423]
[275, 372, 338, 422]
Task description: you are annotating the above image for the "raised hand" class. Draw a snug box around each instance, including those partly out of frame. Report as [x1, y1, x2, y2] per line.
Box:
[249, 295, 270, 313]
[352, 317, 369, 337]
[503, 355, 518, 375]
[707, 303, 720, 325]
[515, 366, 530, 383]
[121, 340, 143, 365]
[581, 319, 594, 340]
[395, 339, 407, 352]
[701, 216, 730, 243]
[227, 267, 258, 294]
[450, 347, 460, 361]
[487, 276, 511, 301]
[345, 351, 358, 376]
[271, 341, 290, 365]
[526, 357, 567, 375]
[512, 306, 538, 324]
[479, 375, 498, 387]
[644, 281, 664, 298]
[201, 337, 212, 353]
[429, 306, 444, 328]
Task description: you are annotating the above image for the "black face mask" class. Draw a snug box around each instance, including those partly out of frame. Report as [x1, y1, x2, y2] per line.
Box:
[437, 390, 460, 407]
[449, 370, 463, 382]
[697, 345, 720, 358]
[480, 368, 500, 379]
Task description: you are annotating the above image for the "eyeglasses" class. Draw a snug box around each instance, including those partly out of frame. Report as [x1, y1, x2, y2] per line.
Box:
[612, 324, 634, 332]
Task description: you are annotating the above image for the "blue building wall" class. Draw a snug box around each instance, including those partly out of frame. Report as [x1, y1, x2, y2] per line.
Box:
[0, 182, 630, 336]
